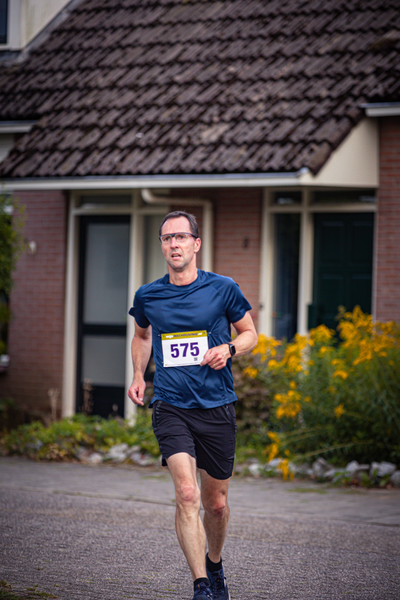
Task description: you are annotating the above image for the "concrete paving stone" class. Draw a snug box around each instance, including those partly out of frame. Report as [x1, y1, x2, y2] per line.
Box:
[0, 457, 399, 600]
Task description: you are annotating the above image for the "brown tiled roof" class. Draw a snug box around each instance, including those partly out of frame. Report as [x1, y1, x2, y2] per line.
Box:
[0, 0, 399, 178]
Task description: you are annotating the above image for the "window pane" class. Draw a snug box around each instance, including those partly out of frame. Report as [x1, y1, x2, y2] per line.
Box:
[274, 214, 300, 341]
[0, 0, 7, 44]
[274, 192, 301, 205]
[313, 190, 376, 204]
[78, 195, 131, 206]
[82, 335, 125, 386]
[83, 222, 130, 324]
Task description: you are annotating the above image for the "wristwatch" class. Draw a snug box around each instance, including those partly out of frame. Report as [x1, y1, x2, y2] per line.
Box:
[228, 343, 236, 357]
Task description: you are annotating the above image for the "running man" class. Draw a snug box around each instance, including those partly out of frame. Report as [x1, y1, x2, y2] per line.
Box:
[128, 210, 257, 600]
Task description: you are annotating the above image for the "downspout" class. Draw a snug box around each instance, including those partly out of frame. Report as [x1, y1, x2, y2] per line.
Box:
[141, 188, 214, 272]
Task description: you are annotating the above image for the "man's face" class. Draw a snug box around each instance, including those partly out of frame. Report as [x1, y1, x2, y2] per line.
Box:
[160, 216, 201, 273]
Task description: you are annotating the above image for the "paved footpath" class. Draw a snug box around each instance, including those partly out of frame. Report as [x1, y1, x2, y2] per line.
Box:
[1, 457, 399, 600]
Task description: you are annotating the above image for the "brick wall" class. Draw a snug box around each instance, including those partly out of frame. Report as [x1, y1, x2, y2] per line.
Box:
[375, 117, 400, 323]
[213, 188, 261, 325]
[0, 190, 67, 415]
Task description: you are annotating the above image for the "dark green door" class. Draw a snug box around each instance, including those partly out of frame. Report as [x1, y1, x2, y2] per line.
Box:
[311, 213, 374, 330]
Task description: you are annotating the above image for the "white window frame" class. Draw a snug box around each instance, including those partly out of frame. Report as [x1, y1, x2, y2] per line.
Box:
[0, 0, 20, 50]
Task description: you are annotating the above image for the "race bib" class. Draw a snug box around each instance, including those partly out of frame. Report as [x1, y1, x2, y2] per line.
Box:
[161, 330, 208, 367]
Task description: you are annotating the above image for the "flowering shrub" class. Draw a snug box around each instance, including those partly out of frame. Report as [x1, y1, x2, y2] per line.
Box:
[245, 307, 400, 466]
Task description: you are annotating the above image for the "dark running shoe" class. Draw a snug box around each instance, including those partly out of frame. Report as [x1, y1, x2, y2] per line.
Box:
[206, 564, 230, 599]
[192, 581, 213, 600]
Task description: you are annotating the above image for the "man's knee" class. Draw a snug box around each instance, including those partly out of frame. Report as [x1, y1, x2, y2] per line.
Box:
[203, 494, 228, 520]
[176, 480, 201, 510]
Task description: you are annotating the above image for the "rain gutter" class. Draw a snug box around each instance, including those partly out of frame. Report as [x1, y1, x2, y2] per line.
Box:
[2, 169, 306, 191]
[362, 103, 400, 117]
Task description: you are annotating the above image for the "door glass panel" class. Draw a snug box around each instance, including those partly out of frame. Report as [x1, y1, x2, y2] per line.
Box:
[273, 214, 300, 341]
[77, 216, 130, 418]
[83, 223, 130, 324]
[82, 335, 126, 387]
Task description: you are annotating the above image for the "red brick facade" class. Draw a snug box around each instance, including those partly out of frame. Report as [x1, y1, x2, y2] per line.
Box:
[213, 188, 261, 325]
[375, 117, 400, 323]
[0, 191, 67, 415]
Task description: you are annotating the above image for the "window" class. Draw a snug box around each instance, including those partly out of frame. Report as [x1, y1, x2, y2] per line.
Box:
[273, 213, 300, 341]
[313, 190, 376, 204]
[0, 0, 7, 45]
[274, 191, 301, 205]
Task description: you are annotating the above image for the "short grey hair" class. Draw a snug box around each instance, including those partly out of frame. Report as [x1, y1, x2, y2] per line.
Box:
[159, 211, 200, 238]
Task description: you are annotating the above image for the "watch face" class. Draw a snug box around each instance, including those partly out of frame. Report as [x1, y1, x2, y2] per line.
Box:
[229, 344, 236, 356]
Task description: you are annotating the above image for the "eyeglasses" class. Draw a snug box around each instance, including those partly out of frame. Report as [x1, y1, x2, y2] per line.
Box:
[159, 232, 197, 244]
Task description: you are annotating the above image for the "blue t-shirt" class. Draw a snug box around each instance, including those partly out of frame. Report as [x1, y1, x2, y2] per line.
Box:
[129, 270, 252, 409]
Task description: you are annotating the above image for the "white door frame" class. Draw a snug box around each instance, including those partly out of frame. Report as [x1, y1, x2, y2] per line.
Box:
[62, 190, 168, 420]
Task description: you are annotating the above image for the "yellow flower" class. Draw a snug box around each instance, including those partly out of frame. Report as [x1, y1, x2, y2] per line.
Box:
[303, 370, 309, 376]
[243, 366, 258, 379]
[252, 334, 281, 357]
[267, 443, 279, 462]
[276, 402, 301, 419]
[268, 359, 279, 369]
[319, 346, 332, 355]
[304, 396, 311, 403]
[279, 458, 294, 481]
[333, 370, 348, 380]
[334, 403, 345, 418]
[289, 381, 297, 389]
[267, 431, 280, 442]
[309, 324, 334, 344]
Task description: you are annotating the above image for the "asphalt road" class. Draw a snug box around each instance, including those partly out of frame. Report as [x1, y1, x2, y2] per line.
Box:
[1, 457, 399, 600]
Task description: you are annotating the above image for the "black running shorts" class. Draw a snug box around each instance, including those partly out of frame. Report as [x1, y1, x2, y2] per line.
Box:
[152, 400, 237, 480]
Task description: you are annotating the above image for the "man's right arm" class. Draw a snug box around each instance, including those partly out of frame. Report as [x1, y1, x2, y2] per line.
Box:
[127, 321, 152, 406]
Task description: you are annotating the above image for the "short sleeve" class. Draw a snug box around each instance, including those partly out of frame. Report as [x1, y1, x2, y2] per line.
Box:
[224, 278, 252, 324]
[128, 288, 150, 328]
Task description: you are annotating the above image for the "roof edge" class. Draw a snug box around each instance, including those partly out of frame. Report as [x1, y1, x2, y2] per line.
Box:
[362, 103, 400, 117]
[0, 121, 36, 133]
[1, 171, 307, 191]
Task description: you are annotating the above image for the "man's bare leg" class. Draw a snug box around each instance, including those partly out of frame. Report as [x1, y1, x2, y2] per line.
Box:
[167, 453, 208, 581]
[199, 469, 230, 563]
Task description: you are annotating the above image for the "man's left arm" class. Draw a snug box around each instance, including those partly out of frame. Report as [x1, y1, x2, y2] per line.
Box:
[200, 311, 258, 370]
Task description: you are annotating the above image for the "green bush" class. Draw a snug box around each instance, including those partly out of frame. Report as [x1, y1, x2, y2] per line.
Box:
[0, 410, 159, 461]
[232, 354, 274, 462]
[246, 307, 400, 466]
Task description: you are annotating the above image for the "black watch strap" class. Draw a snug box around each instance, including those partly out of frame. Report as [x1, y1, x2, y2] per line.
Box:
[228, 343, 236, 357]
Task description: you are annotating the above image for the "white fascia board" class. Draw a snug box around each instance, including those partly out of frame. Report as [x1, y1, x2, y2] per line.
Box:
[0, 121, 36, 134]
[3, 172, 303, 191]
[362, 103, 400, 117]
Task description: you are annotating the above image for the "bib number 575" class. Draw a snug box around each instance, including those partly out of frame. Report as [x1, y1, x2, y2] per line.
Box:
[170, 342, 200, 358]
